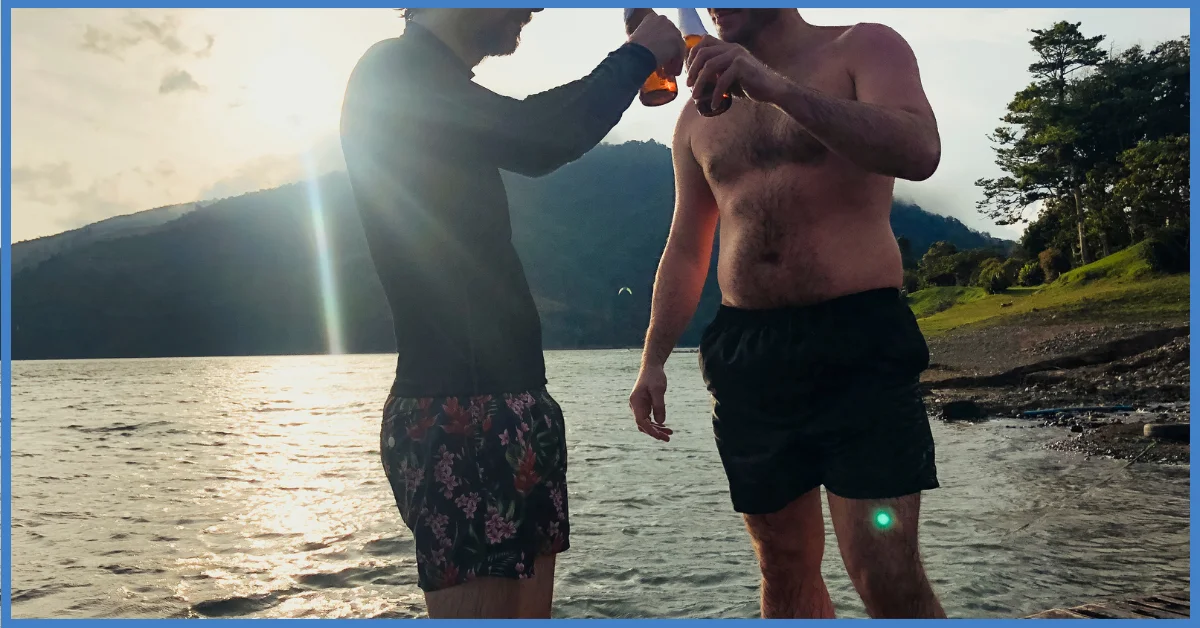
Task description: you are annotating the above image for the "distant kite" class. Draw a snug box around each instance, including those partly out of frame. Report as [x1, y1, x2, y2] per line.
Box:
[617, 287, 632, 295]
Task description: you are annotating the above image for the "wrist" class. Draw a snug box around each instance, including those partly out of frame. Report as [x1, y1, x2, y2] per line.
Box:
[761, 71, 796, 106]
[640, 353, 668, 370]
[622, 42, 660, 76]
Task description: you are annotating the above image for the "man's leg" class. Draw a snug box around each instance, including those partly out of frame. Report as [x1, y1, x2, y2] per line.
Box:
[425, 578, 520, 618]
[827, 492, 945, 618]
[743, 488, 836, 618]
[424, 553, 554, 618]
[517, 554, 557, 618]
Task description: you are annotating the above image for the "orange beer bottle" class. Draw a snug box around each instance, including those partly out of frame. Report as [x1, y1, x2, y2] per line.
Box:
[678, 8, 732, 116]
[624, 8, 678, 106]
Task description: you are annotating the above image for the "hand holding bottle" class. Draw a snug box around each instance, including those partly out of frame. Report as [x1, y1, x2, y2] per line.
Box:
[627, 11, 686, 77]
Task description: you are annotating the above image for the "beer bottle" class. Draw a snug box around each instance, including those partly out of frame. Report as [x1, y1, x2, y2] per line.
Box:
[624, 8, 678, 107]
[678, 8, 732, 117]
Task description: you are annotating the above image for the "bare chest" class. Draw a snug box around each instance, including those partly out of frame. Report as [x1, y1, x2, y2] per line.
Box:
[690, 59, 855, 186]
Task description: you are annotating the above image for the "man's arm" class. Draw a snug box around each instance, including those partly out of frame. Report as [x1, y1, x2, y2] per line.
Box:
[345, 17, 682, 178]
[406, 43, 659, 178]
[766, 24, 940, 181]
[629, 112, 718, 441]
[642, 115, 720, 369]
[688, 23, 940, 181]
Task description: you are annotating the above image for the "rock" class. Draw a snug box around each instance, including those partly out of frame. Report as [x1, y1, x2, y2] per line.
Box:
[1070, 424, 1083, 433]
[1144, 422, 1189, 442]
[941, 400, 983, 421]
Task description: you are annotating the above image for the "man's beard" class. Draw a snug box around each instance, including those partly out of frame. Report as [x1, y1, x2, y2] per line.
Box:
[478, 21, 523, 57]
[720, 9, 781, 46]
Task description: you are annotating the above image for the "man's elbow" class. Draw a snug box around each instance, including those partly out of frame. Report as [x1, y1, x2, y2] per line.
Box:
[901, 138, 941, 182]
[511, 143, 587, 178]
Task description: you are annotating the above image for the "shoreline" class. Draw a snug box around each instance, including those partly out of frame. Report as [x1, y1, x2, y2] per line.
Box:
[923, 319, 1190, 466]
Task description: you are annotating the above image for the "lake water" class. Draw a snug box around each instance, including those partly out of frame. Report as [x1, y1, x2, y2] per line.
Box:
[10, 351, 1190, 618]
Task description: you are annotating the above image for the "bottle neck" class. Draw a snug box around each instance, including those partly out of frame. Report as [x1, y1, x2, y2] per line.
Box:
[677, 8, 709, 38]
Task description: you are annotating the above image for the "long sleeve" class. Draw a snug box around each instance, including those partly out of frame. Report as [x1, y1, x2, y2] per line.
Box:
[350, 41, 658, 178]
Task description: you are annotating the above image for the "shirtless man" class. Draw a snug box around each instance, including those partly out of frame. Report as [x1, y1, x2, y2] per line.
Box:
[628, 9, 946, 618]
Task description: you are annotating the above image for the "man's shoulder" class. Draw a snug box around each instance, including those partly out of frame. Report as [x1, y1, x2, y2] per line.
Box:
[834, 22, 913, 59]
[349, 37, 409, 83]
[344, 37, 425, 117]
[672, 97, 703, 150]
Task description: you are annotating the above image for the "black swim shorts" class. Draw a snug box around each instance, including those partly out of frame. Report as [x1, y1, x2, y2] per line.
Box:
[379, 388, 570, 592]
[698, 288, 939, 514]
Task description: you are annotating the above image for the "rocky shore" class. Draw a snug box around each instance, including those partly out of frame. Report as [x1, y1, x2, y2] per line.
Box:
[922, 320, 1190, 465]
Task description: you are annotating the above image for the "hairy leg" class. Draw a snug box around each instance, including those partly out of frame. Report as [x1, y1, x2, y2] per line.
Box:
[827, 492, 945, 618]
[743, 488, 836, 618]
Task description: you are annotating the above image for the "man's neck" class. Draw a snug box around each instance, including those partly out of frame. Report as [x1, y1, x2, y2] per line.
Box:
[412, 16, 484, 69]
[746, 11, 820, 68]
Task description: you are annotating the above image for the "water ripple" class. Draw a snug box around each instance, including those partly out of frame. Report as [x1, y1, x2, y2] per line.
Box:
[10, 353, 1190, 619]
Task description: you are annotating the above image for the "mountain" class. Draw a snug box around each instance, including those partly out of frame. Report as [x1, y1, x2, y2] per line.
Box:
[13, 201, 202, 275]
[12, 140, 1011, 360]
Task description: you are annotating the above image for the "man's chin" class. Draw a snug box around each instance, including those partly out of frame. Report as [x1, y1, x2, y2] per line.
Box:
[716, 28, 747, 45]
[495, 40, 521, 57]
[482, 36, 521, 58]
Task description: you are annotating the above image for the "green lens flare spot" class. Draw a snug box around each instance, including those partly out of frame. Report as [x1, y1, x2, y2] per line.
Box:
[873, 509, 894, 530]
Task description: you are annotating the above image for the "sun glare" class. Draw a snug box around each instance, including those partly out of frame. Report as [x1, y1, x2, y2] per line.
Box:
[245, 45, 341, 149]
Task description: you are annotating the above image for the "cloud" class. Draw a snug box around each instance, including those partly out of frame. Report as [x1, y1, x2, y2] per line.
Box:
[80, 25, 142, 59]
[12, 162, 74, 204]
[66, 182, 140, 226]
[159, 69, 204, 94]
[198, 134, 347, 202]
[12, 163, 182, 233]
[197, 33, 215, 58]
[126, 14, 188, 55]
[80, 12, 214, 60]
[129, 161, 178, 188]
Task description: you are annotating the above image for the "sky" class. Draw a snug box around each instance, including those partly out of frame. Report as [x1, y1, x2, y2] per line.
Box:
[9, 7, 1191, 244]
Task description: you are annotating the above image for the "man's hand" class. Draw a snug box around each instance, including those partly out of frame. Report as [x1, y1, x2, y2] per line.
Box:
[686, 36, 788, 109]
[629, 13, 686, 77]
[630, 364, 673, 442]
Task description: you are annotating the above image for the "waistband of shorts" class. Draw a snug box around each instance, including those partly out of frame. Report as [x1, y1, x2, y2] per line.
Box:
[388, 380, 548, 400]
[713, 288, 905, 326]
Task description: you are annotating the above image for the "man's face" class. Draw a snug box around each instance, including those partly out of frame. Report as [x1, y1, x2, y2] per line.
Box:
[707, 9, 783, 45]
[470, 9, 540, 58]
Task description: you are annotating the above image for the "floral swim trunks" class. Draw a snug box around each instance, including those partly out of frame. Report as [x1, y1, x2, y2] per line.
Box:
[379, 387, 570, 592]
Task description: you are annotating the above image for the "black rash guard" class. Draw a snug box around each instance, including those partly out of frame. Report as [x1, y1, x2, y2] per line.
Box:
[340, 24, 657, 397]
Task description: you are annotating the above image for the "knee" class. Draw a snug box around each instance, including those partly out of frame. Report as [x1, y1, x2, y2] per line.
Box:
[846, 558, 929, 614]
[756, 541, 823, 584]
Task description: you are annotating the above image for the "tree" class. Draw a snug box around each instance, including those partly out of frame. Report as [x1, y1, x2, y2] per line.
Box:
[1018, 261, 1045, 286]
[1111, 135, 1190, 241]
[897, 236, 915, 269]
[918, 241, 959, 287]
[1039, 248, 1071, 282]
[976, 258, 1013, 294]
[976, 22, 1107, 265]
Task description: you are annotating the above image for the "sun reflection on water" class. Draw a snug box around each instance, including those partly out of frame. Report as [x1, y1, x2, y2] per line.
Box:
[171, 358, 419, 615]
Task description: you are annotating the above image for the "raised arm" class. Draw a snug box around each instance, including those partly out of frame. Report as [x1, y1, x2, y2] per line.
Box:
[344, 18, 683, 178]
[408, 44, 659, 178]
[686, 23, 941, 181]
[629, 113, 720, 441]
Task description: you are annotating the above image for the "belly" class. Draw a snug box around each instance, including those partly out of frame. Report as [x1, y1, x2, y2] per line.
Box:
[713, 166, 904, 308]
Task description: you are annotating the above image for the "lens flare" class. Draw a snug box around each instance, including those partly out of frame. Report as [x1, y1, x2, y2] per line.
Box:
[873, 508, 894, 530]
[303, 152, 345, 355]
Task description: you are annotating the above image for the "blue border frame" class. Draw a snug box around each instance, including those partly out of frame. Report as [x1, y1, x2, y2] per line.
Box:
[1, 1, 1194, 624]
[3, 1, 13, 623]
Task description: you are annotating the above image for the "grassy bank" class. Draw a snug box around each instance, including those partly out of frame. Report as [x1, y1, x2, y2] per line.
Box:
[910, 243, 1190, 337]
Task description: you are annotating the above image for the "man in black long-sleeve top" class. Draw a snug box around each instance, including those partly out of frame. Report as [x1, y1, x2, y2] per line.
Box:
[339, 9, 683, 617]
